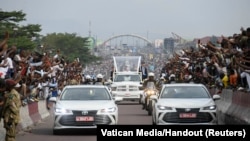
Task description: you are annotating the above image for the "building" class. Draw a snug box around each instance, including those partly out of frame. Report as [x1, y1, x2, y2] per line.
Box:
[163, 38, 175, 54]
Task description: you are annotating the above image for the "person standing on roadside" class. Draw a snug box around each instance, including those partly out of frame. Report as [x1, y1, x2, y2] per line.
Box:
[139, 62, 148, 81]
[2, 79, 21, 141]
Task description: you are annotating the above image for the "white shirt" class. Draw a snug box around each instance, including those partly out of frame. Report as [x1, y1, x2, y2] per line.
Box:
[0, 59, 9, 76]
[51, 64, 64, 77]
[6, 57, 14, 69]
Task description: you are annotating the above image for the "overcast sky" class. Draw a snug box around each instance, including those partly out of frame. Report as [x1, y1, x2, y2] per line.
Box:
[1, 0, 250, 41]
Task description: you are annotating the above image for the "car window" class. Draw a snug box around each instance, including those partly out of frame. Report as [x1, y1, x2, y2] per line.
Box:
[114, 75, 141, 82]
[61, 88, 111, 100]
[160, 86, 210, 98]
[115, 75, 124, 82]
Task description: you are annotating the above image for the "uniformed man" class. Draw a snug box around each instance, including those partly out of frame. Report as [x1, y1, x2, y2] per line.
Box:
[94, 74, 104, 85]
[0, 78, 6, 121]
[142, 72, 157, 110]
[2, 79, 21, 141]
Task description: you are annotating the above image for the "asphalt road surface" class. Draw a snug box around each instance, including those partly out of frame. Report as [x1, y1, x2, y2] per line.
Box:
[16, 101, 151, 141]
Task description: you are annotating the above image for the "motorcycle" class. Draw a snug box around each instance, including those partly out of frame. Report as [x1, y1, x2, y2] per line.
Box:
[141, 82, 159, 115]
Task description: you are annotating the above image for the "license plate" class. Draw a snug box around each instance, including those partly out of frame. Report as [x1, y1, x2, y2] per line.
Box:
[179, 113, 196, 118]
[76, 116, 94, 121]
[125, 93, 130, 96]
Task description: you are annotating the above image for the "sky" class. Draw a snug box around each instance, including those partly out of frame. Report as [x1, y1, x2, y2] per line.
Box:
[1, 0, 250, 41]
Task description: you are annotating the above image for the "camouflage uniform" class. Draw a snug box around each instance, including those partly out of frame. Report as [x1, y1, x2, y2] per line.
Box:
[2, 88, 21, 141]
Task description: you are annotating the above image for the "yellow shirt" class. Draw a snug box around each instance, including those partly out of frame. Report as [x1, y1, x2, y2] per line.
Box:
[222, 75, 229, 88]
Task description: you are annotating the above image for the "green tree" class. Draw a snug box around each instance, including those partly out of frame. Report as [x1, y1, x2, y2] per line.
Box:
[0, 10, 42, 50]
[42, 33, 101, 65]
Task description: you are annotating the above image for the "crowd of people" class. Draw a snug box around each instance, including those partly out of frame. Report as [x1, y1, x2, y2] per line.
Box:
[159, 27, 250, 93]
[0, 31, 88, 140]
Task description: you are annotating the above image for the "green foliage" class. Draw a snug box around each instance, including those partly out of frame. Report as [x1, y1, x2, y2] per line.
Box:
[42, 33, 101, 65]
[0, 10, 42, 50]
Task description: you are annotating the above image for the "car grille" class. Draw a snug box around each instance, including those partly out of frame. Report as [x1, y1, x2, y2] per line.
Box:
[58, 110, 112, 126]
[162, 108, 213, 123]
[117, 85, 139, 91]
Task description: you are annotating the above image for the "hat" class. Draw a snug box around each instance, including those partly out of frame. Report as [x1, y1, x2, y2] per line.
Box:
[5, 79, 16, 87]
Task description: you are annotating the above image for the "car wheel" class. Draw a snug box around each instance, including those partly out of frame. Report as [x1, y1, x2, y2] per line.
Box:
[53, 129, 60, 135]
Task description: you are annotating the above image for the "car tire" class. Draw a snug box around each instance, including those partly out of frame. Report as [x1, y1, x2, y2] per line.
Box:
[53, 129, 60, 135]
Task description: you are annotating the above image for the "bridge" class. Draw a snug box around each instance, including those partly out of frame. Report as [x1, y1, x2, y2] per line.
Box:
[98, 34, 154, 48]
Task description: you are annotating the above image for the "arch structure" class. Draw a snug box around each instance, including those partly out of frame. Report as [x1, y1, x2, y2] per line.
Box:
[101, 34, 153, 47]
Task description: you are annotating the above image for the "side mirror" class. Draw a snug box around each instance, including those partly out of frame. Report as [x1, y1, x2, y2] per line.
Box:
[212, 94, 221, 101]
[113, 97, 123, 103]
[49, 97, 57, 102]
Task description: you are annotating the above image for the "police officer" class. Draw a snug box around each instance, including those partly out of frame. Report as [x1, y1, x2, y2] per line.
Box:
[142, 72, 157, 110]
[94, 74, 104, 85]
[83, 75, 92, 85]
[2, 79, 21, 141]
[142, 72, 157, 88]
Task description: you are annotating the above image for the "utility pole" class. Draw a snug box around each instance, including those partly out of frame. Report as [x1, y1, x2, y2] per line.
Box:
[89, 21, 91, 37]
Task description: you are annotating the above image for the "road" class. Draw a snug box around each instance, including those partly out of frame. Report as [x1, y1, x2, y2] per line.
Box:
[16, 101, 151, 141]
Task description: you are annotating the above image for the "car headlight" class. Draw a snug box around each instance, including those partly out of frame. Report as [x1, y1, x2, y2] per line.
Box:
[55, 108, 73, 114]
[100, 107, 117, 113]
[157, 105, 172, 110]
[203, 105, 216, 110]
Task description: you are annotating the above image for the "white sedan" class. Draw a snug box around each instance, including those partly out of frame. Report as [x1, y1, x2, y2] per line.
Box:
[152, 83, 220, 125]
[50, 85, 122, 135]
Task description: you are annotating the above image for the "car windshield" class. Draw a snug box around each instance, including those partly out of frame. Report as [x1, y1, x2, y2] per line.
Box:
[160, 86, 210, 98]
[114, 74, 141, 82]
[60, 87, 112, 100]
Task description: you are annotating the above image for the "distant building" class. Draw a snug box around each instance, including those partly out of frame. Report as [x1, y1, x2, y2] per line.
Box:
[193, 36, 222, 45]
[153, 39, 164, 48]
[163, 38, 175, 53]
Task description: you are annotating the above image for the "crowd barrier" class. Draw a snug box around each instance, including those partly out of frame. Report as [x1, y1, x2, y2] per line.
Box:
[0, 100, 51, 141]
[18, 100, 51, 131]
[210, 88, 250, 124]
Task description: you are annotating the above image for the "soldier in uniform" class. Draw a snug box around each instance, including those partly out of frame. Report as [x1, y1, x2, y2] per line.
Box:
[0, 78, 6, 121]
[2, 79, 21, 141]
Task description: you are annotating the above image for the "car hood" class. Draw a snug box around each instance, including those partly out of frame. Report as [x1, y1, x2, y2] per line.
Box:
[157, 98, 215, 108]
[56, 100, 116, 110]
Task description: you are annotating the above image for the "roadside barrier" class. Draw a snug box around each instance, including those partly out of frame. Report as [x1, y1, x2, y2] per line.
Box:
[17, 100, 50, 131]
[212, 89, 250, 124]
